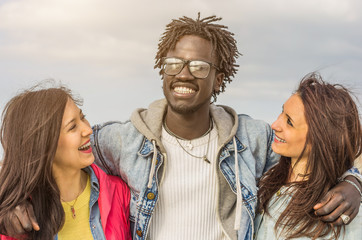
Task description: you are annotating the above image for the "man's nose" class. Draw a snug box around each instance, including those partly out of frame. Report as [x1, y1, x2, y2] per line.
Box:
[175, 64, 195, 80]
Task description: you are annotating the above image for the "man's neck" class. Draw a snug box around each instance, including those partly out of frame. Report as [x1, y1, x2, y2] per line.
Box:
[165, 107, 212, 140]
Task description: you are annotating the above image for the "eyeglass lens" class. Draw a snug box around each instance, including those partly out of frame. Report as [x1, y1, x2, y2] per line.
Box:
[163, 58, 211, 78]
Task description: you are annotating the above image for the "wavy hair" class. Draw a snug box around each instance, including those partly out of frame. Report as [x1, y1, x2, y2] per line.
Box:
[258, 72, 362, 239]
[0, 83, 81, 239]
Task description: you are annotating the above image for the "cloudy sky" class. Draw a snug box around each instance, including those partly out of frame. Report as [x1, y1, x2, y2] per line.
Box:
[0, 0, 361, 155]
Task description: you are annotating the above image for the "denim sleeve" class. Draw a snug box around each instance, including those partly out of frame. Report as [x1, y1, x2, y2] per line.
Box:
[91, 121, 123, 176]
[263, 125, 281, 174]
[340, 167, 362, 184]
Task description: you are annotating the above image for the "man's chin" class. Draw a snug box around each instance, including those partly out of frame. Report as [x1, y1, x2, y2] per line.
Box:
[169, 102, 198, 114]
[165, 95, 212, 115]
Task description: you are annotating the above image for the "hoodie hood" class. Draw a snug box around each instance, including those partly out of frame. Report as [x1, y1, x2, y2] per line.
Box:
[130, 98, 239, 150]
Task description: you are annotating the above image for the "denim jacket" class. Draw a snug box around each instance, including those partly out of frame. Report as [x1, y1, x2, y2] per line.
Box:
[254, 186, 362, 240]
[54, 166, 106, 240]
[91, 99, 279, 240]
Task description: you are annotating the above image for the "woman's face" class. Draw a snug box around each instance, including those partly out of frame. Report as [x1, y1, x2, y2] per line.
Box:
[52, 98, 94, 174]
[271, 94, 309, 162]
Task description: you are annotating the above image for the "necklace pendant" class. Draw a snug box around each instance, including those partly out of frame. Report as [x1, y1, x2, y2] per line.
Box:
[203, 156, 210, 164]
[71, 206, 76, 219]
[186, 142, 193, 150]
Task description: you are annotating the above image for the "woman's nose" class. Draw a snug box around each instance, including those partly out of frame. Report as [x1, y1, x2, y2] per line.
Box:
[82, 121, 93, 137]
[271, 116, 282, 132]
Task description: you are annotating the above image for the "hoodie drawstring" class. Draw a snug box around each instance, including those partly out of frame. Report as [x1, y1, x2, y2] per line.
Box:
[233, 137, 242, 230]
[147, 140, 158, 188]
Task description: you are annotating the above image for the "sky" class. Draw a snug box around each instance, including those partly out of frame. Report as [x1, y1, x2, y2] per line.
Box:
[0, 0, 361, 156]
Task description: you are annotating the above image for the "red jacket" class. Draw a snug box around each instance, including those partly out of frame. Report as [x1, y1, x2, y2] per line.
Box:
[92, 164, 131, 240]
[1, 164, 131, 240]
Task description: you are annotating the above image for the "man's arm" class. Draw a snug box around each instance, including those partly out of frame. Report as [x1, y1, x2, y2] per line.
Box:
[314, 169, 362, 225]
[266, 128, 362, 226]
[91, 123, 123, 176]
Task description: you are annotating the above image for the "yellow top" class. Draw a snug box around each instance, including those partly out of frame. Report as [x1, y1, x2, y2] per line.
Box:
[58, 175, 93, 240]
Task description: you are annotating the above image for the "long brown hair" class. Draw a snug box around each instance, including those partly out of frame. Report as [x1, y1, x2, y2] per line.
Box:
[258, 72, 362, 239]
[0, 83, 81, 239]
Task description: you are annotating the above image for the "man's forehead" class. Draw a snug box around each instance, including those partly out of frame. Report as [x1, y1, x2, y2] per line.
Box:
[166, 35, 217, 60]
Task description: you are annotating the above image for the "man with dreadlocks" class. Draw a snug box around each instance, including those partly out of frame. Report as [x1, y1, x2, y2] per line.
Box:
[85, 13, 361, 240]
[1, 13, 361, 240]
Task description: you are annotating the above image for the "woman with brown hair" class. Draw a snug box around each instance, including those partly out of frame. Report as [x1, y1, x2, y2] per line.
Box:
[0, 84, 131, 240]
[255, 73, 362, 239]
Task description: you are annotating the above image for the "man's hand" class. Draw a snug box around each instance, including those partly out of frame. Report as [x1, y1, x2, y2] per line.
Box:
[313, 176, 361, 225]
[0, 201, 39, 238]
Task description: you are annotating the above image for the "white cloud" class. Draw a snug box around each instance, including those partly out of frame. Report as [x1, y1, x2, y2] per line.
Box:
[0, 0, 361, 131]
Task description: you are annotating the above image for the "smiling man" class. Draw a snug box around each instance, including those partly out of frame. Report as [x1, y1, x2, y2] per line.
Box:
[89, 14, 361, 240]
[162, 35, 224, 136]
[1, 13, 361, 240]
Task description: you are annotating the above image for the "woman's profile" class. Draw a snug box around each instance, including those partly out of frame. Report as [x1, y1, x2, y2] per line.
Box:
[0, 83, 131, 240]
[255, 73, 362, 239]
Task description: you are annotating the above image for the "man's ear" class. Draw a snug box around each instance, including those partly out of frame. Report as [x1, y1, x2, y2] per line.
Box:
[214, 72, 224, 93]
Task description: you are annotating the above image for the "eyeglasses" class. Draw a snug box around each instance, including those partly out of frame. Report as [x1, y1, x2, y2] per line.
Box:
[162, 57, 219, 79]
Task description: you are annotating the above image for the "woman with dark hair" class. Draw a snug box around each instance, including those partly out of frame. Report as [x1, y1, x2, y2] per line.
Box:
[0, 84, 131, 240]
[255, 73, 362, 239]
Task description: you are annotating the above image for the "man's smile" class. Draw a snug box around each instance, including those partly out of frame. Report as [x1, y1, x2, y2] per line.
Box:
[170, 82, 198, 98]
[174, 86, 196, 94]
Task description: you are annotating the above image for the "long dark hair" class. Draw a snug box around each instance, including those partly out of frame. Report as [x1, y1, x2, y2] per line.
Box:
[258, 72, 362, 239]
[0, 83, 81, 239]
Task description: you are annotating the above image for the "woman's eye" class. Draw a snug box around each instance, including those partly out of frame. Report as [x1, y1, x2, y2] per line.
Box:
[287, 118, 293, 127]
[81, 114, 87, 121]
[69, 124, 76, 131]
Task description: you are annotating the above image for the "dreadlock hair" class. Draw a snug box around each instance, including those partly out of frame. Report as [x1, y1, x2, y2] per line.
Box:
[154, 12, 241, 102]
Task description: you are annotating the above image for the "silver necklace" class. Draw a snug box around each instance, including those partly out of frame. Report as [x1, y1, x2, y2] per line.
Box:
[163, 119, 213, 164]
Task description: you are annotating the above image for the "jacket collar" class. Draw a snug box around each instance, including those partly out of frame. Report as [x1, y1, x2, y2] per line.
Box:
[83, 165, 100, 193]
[130, 99, 167, 152]
[130, 98, 240, 149]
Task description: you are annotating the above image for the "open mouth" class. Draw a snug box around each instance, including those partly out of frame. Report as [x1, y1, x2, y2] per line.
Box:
[173, 86, 196, 94]
[275, 135, 286, 143]
[78, 140, 91, 151]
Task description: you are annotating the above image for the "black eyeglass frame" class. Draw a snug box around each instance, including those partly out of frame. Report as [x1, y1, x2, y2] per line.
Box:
[162, 57, 220, 79]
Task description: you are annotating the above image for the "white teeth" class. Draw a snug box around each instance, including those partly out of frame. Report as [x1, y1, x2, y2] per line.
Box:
[174, 87, 195, 94]
[275, 135, 286, 143]
[78, 141, 91, 150]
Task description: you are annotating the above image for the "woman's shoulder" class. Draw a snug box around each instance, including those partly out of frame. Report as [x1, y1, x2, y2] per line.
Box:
[90, 164, 130, 198]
